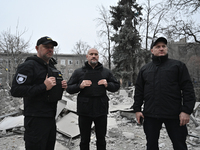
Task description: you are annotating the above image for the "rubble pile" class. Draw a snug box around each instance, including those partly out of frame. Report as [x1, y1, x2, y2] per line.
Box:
[0, 89, 23, 116]
[0, 88, 200, 150]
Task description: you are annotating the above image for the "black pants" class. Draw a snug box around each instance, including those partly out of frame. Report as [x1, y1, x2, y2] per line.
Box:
[24, 116, 56, 150]
[78, 115, 107, 150]
[143, 116, 188, 150]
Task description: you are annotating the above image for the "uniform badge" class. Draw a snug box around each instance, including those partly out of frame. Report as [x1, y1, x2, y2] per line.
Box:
[16, 73, 27, 84]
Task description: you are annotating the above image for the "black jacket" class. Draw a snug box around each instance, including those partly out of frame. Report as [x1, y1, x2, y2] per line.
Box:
[133, 54, 195, 119]
[10, 55, 63, 117]
[66, 62, 120, 117]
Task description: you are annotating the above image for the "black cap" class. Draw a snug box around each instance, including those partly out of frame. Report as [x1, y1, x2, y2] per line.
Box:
[150, 37, 167, 49]
[36, 36, 58, 46]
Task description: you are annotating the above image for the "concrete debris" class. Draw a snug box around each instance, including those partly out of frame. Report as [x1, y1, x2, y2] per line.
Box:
[1, 129, 6, 135]
[122, 132, 135, 140]
[119, 89, 129, 97]
[0, 88, 200, 150]
[159, 143, 166, 148]
[0, 111, 21, 119]
[120, 111, 136, 121]
[62, 96, 77, 112]
[107, 117, 118, 130]
[196, 125, 200, 132]
[108, 128, 121, 138]
[0, 115, 24, 131]
[56, 112, 80, 138]
[55, 100, 66, 119]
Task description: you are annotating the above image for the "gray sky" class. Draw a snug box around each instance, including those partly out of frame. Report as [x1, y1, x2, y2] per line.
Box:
[1, 0, 118, 54]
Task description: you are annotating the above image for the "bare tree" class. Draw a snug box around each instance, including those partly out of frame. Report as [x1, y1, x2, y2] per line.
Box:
[95, 5, 113, 70]
[162, 18, 200, 43]
[71, 40, 91, 66]
[139, 0, 170, 50]
[72, 40, 91, 55]
[167, 0, 200, 14]
[0, 28, 30, 88]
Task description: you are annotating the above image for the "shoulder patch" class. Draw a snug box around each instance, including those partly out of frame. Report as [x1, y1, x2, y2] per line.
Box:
[16, 73, 27, 84]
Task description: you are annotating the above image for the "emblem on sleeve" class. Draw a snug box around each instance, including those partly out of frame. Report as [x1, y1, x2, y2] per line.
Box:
[16, 73, 27, 84]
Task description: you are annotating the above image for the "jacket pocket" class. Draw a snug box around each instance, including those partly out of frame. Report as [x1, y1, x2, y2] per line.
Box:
[77, 97, 90, 115]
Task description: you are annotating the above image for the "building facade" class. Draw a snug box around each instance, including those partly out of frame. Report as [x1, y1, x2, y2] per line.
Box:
[54, 53, 86, 80]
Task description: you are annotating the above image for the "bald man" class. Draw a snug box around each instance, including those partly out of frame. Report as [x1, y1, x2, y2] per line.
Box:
[66, 48, 120, 150]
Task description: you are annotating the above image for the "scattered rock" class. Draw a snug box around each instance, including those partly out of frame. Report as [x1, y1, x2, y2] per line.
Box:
[122, 132, 135, 140]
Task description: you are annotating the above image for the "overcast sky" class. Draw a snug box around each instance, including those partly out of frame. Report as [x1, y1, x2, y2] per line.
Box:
[1, 0, 120, 54]
[1, 0, 199, 54]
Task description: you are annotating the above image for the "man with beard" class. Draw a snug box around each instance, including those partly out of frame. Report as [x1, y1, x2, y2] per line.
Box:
[66, 48, 120, 150]
[132, 37, 195, 150]
[11, 36, 67, 150]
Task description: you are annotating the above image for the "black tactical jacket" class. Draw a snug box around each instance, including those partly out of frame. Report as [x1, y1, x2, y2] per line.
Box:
[133, 54, 195, 119]
[10, 55, 63, 117]
[66, 62, 120, 117]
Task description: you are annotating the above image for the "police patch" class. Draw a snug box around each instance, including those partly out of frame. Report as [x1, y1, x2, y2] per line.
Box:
[16, 73, 27, 84]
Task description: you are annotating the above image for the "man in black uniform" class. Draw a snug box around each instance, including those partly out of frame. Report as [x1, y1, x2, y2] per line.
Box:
[66, 48, 120, 150]
[10, 36, 67, 150]
[132, 37, 196, 150]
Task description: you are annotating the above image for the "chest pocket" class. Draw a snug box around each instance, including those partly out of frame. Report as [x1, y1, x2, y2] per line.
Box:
[81, 69, 106, 97]
[47, 66, 64, 102]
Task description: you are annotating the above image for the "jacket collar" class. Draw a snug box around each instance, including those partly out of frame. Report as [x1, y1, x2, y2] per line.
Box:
[84, 61, 103, 70]
[25, 55, 57, 67]
[152, 54, 168, 65]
